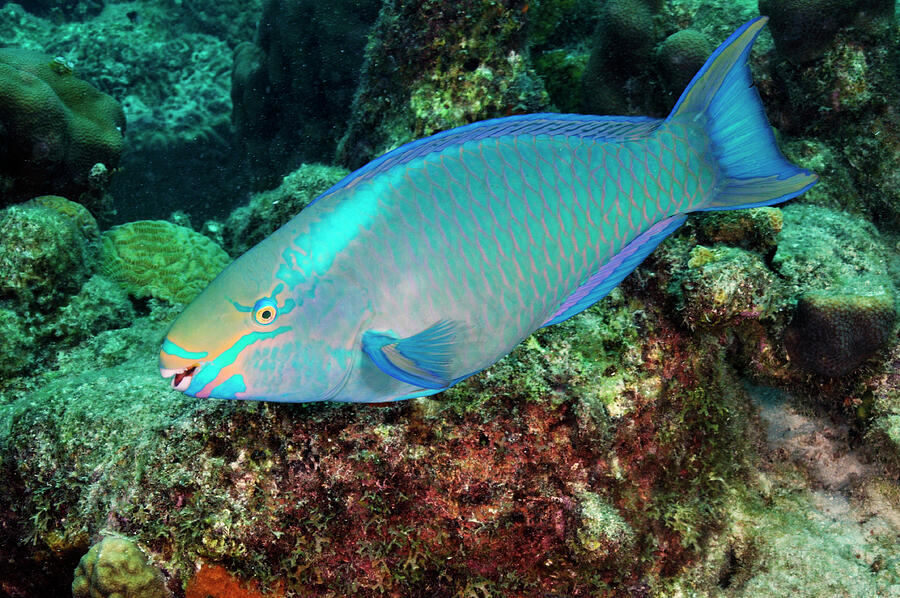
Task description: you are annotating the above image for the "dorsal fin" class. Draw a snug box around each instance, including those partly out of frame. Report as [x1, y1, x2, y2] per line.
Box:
[314, 114, 663, 205]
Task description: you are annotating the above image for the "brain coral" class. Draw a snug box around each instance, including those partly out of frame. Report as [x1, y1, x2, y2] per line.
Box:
[100, 220, 231, 304]
[72, 536, 169, 598]
[0, 47, 125, 206]
[656, 29, 713, 99]
[785, 292, 897, 377]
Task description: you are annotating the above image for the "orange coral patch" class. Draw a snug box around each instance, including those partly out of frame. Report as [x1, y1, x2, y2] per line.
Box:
[185, 564, 285, 598]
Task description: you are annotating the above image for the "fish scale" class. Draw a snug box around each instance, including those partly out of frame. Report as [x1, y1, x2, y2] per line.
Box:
[160, 18, 817, 402]
[370, 124, 701, 342]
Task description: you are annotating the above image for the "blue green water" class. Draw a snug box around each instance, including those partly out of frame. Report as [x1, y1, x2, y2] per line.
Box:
[0, 1, 898, 596]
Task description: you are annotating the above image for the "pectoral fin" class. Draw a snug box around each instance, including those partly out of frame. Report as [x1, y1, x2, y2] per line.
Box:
[362, 320, 462, 389]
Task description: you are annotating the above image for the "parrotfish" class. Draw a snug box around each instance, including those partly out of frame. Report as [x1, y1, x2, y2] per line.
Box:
[160, 17, 816, 402]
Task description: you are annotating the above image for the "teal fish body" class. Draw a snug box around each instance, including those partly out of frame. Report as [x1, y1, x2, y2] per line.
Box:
[160, 18, 816, 402]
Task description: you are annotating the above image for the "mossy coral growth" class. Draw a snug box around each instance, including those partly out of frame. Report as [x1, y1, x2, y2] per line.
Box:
[336, 0, 549, 169]
[0, 283, 755, 596]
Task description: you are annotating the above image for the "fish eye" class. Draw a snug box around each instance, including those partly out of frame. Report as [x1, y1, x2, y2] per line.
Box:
[252, 298, 278, 325]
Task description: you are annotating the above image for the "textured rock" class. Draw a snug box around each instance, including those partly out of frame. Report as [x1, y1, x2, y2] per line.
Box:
[336, 0, 549, 170]
[694, 207, 783, 253]
[759, 0, 895, 64]
[0, 201, 92, 310]
[676, 245, 782, 330]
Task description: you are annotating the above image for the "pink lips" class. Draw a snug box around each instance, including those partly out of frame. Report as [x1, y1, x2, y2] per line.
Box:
[160, 365, 197, 392]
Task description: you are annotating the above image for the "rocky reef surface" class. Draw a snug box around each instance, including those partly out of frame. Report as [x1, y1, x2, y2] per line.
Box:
[0, 0, 899, 597]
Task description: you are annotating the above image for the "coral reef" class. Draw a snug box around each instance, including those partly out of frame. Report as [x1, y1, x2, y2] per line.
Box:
[0, 3, 232, 154]
[772, 204, 896, 298]
[528, 0, 597, 114]
[336, 0, 550, 170]
[47, 274, 135, 347]
[216, 163, 349, 257]
[758, 0, 895, 64]
[0, 196, 133, 381]
[532, 49, 589, 114]
[569, 490, 636, 566]
[784, 291, 896, 377]
[0, 3, 899, 597]
[0, 306, 31, 375]
[581, 0, 658, 115]
[18, 0, 104, 22]
[72, 536, 170, 598]
[755, 0, 900, 229]
[867, 343, 900, 469]
[231, 0, 380, 183]
[674, 385, 900, 597]
[0, 2, 243, 223]
[694, 207, 783, 253]
[100, 220, 231, 305]
[594, 0, 657, 72]
[162, 0, 263, 48]
[0, 47, 125, 209]
[674, 245, 783, 330]
[0, 284, 758, 595]
[24, 194, 100, 245]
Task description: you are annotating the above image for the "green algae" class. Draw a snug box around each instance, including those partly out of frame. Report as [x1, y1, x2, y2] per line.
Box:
[569, 489, 636, 572]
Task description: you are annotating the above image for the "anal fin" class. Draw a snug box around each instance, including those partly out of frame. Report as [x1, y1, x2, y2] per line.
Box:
[542, 214, 687, 327]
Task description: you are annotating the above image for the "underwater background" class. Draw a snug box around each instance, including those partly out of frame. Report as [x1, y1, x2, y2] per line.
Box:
[0, 0, 899, 596]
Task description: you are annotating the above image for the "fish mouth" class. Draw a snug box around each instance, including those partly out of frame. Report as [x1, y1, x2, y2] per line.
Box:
[160, 364, 198, 392]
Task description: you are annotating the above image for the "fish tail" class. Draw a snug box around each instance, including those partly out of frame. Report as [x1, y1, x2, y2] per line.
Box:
[668, 16, 817, 211]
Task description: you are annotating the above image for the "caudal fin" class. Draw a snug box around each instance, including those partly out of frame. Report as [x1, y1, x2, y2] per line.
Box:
[668, 16, 817, 211]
